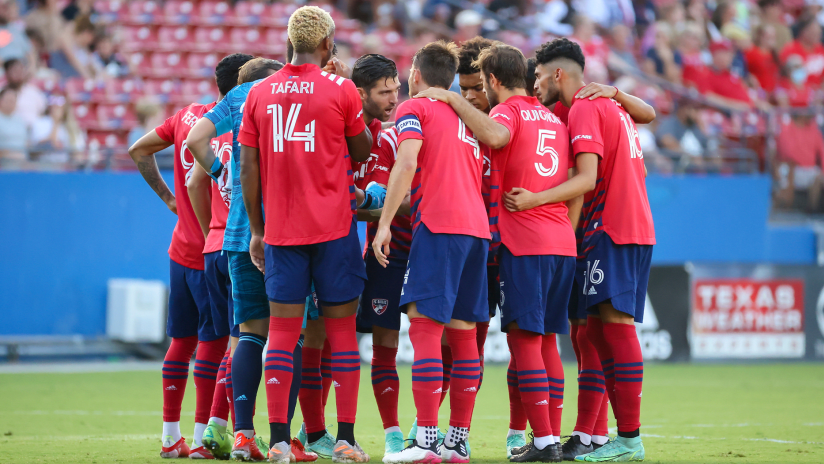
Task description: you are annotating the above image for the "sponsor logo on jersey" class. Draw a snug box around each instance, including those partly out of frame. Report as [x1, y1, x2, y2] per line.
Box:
[571, 134, 593, 143]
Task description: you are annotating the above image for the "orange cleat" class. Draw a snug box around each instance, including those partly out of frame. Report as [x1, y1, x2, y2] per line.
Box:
[232, 431, 267, 462]
[291, 438, 319, 462]
[160, 437, 190, 458]
[189, 446, 215, 459]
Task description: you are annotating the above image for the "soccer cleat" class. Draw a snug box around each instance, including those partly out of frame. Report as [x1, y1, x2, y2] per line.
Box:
[305, 430, 337, 459]
[268, 441, 291, 463]
[297, 423, 308, 446]
[510, 439, 562, 463]
[385, 431, 406, 455]
[511, 433, 534, 457]
[189, 446, 216, 459]
[332, 440, 370, 463]
[574, 437, 644, 462]
[439, 439, 470, 463]
[383, 439, 441, 464]
[507, 433, 527, 459]
[161, 436, 190, 458]
[291, 438, 319, 462]
[231, 431, 267, 461]
[561, 436, 594, 461]
[202, 421, 232, 460]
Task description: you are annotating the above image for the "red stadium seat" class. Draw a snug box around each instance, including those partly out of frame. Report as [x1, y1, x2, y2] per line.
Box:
[162, 0, 195, 25]
[175, 79, 218, 105]
[123, 0, 160, 24]
[72, 103, 99, 129]
[65, 78, 96, 102]
[94, 0, 125, 23]
[96, 103, 139, 130]
[261, 3, 294, 27]
[228, 27, 263, 55]
[126, 52, 149, 76]
[118, 25, 158, 51]
[142, 78, 177, 103]
[148, 52, 185, 78]
[157, 26, 193, 51]
[227, 1, 265, 26]
[195, 1, 231, 25]
[185, 53, 220, 79]
[96, 78, 142, 104]
[261, 27, 288, 56]
[192, 26, 228, 53]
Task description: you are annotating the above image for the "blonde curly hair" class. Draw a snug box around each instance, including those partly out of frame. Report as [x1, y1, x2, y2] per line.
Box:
[288, 6, 335, 54]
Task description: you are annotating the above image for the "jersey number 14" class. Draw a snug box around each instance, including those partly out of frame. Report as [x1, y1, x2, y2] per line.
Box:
[268, 103, 316, 153]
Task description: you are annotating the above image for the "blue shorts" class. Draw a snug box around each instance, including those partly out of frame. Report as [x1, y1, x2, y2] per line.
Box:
[487, 265, 500, 317]
[498, 245, 574, 335]
[576, 233, 653, 323]
[568, 277, 588, 321]
[264, 219, 366, 306]
[167, 258, 220, 341]
[400, 223, 489, 324]
[204, 251, 237, 338]
[357, 255, 406, 333]
[227, 251, 269, 326]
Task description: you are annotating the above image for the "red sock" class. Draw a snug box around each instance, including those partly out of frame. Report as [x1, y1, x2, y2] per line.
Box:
[586, 317, 616, 407]
[570, 325, 581, 372]
[445, 326, 480, 428]
[507, 329, 551, 437]
[323, 315, 360, 424]
[506, 350, 527, 431]
[225, 355, 235, 429]
[371, 345, 400, 429]
[409, 318, 444, 427]
[209, 347, 231, 421]
[574, 324, 606, 435]
[594, 393, 610, 436]
[439, 343, 452, 407]
[542, 334, 564, 436]
[299, 346, 326, 433]
[603, 323, 643, 434]
[475, 321, 489, 389]
[321, 339, 332, 410]
[162, 335, 198, 422]
[194, 337, 229, 424]
[265, 317, 302, 424]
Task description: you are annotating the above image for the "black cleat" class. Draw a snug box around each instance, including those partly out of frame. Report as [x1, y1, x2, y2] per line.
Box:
[561, 435, 594, 461]
[511, 433, 534, 456]
[510, 439, 562, 463]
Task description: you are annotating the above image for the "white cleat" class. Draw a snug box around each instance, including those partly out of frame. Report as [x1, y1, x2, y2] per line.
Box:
[382, 440, 441, 464]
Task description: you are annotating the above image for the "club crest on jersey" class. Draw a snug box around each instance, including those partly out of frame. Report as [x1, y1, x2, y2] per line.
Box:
[372, 298, 389, 315]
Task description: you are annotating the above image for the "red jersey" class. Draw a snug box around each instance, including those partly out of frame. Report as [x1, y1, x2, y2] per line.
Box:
[775, 78, 817, 107]
[699, 68, 752, 106]
[395, 97, 489, 239]
[744, 46, 780, 92]
[352, 118, 384, 190]
[480, 143, 498, 265]
[489, 95, 576, 257]
[780, 40, 824, 87]
[203, 132, 234, 254]
[568, 90, 655, 255]
[155, 102, 216, 270]
[237, 63, 366, 246]
[366, 127, 413, 260]
[777, 118, 824, 168]
[552, 102, 570, 126]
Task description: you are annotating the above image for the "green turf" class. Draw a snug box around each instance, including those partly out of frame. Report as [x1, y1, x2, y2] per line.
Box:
[1, 363, 822, 463]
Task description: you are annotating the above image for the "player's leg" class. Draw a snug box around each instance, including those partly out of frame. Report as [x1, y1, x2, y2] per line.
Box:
[505, 343, 527, 458]
[299, 315, 332, 454]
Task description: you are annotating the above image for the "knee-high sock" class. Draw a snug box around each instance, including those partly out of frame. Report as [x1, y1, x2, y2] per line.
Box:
[594, 393, 610, 437]
[507, 329, 552, 438]
[371, 345, 400, 429]
[232, 332, 266, 431]
[288, 335, 304, 427]
[542, 334, 564, 438]
[506, 349, 528, 431]
[602, 323, 643, 435]
[225, 355, 235, 429]
[570, 325, 581, 372]
[475, 321, 489, 389]
[323, 315, 360, 425]
[321, 339, 333, 410]
[162, 335, 198, 422]
[586, 317, 616, 408]
[299, 346, 326, 434]
[265, 317, 302, 426]
[439, 343, 452, 407]
[209, 348, 231, 422]
[574, 324, 606, 435]
[445, 326, 480, 428]
[194, 336, 229, 425]
[409, 318, 444, 427]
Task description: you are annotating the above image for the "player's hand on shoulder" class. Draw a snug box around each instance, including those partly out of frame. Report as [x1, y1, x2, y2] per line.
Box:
[372, 225, 392, 268]
[413, 87, 452, 104]
[576, 82, 618, 101]
[249, 235, 265, 274]
[503, 187, 539, 212]
[324, 57, 351, 79]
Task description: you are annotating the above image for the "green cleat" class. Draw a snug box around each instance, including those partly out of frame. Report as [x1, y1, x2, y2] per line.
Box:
[385, 430, 405, 455]
[305, 429, 336, 459]
[202, 420, 232, 460]
[407, 418, 417, 441]
[506, 433, 527, 459]
[297, 423, 308, 446]
[575, 436, 645, 462]
[255, 435, 269, 456]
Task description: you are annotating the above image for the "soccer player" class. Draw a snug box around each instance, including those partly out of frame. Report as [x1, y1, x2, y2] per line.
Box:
[127, 53, 252, 459]
[513, 38, 655, 462]
[374, 41, 490, 464]
[239, 6, 373, 463]
[416, 43, 577, 463]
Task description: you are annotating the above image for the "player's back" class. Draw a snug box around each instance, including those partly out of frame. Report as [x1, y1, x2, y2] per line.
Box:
[238, 63, 364, 246]
[568, 96, 655, 252]
[395, 97, 489, 239]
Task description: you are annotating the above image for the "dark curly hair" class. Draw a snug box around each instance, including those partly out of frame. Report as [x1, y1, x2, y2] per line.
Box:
[534, 38, 585, 72]
[525, 57, 537, 95]
[457, 36, 495, 75]
[215, 53, 254, 96]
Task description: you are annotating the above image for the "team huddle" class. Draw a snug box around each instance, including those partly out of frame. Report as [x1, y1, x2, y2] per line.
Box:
[129, 5, 655, 464]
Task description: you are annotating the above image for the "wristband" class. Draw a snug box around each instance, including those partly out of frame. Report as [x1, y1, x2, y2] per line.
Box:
[358, 191, 375, 209]
[208, 157, 224, 182]
[613, 86, 620, 99]
[363, 182, 386, 210]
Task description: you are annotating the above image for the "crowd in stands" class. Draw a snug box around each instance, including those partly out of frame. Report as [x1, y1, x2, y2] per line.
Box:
[0, 0, 823, 211]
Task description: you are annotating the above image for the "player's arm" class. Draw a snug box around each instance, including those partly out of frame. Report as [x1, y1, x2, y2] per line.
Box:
[565, 168, 583, 230]
[128, 130, 176, 214]
[372, 139, 422, 266]
[414, 87, 511, 149]
[576, 83, 656, 124]
[240, 144, 265, 272]
[187, 118, 219, 176]
[188, 165, 212, 239]
[347, 127, 372, 162]
[503, 153, 599, 211]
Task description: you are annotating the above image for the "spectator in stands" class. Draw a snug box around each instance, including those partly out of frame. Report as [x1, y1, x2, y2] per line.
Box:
[25, 0, 93, 80]
[3, 58, 46, 128]
[744, 23, 781, 93]
[609, 23, 640, 71]
[453, 9, 482, 44]
[775, 55, 817, 108]
[0, 87, 28, 165]
[643, 22, 681, 83]
[711, 1, 748, 43]
[572, 14, 610, 83]
[92, 32, 127, 78]
[678, 22, 709, 88]
[535, 0, 574, 37]
[656, 98, 719, 173]
[29, 94, 85, 165]
[700, 40, 755, 111]
[0, 0, 32, 63]
[128, 98, 172, 157]
[780, 15, 824, 88]
[50, 14, 100, 79]
[775, 113, 824, 211]
[759, 0, 793, 51]
[574, 0, 634, 29]
[685, 0, 710, 34]
[61, 0, 94, 22]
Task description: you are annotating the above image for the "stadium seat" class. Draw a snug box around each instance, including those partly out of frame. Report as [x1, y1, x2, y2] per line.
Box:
[96, 78, 142, 104]
[261, 3, 294, 27]
[64, 78, 96, 103]
[93, 0, 125, 23]
[192, 26, 228, 53]
[228, 27, 263, 55]
[195, 1, 231, 25]
[118, 25, 158, 51]
[176, 79, 218, 106]
[162, 0, 195, 25]
[148, 52, 185, 78]
[157, 26, 193, 51]
[123, 0, 160, 24]
[96, 103, 139, 130]
[227, 1, 265, 26]
[185, 53, 220, 79]
[72, 103, 99, 129]
[261, 27, 288, 56]
[141, 78, 177, 103]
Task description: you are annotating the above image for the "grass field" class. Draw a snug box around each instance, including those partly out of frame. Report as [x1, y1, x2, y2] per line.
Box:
[1, 363, 823, 463]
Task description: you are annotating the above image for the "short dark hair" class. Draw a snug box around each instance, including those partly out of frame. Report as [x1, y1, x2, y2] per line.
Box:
[412, 40, 459, 89]
[794, 14, 818, 39]
[3, 58, 20, 73]
[351, 54, 398, 91]
[457, 36, 495, 75]
[475, 43, 527, 90]
[215, 53, 254, 96]
[535, 38, 585, 72]
[525, 57, 537, 94]
[238, 58, 283, 84]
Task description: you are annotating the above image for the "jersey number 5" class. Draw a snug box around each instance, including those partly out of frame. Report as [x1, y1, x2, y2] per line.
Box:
[535, 129, 559, 177]
[268, 103, 316, 153]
